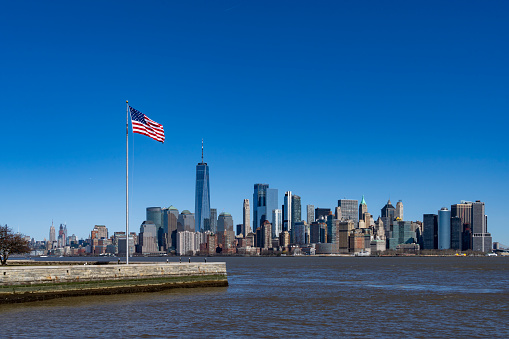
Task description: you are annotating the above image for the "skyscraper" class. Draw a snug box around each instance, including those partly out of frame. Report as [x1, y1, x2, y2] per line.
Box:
[243, 199, 251, 236]
[438, 207, 451, 250]
[146, 207, 163, 249]
[338, 199, 359, 224]
[283, 191, 292, 232]
[195, 140, 210, 232]
[253, 184, 278, 231]
[291, 194, 301, 230]
[49, 222, 55, 243]
[471, 200, 492, 252]
[335, 206, 342, 220]
[423, 214, 438, 250]
[210, 208, 217, 233]
[162, 205, 179, 250]
[177, 210, 195, 232]
[359, 195, 368, 222]
[451, 200, 492, 252]
[381, 199, 396, 233]
[306, 205, 315, 224]
[395, 200, 404, 220]
[450, 216, 462, 250]
[272, 209, 282, 238]
[217, 212, 233, 233]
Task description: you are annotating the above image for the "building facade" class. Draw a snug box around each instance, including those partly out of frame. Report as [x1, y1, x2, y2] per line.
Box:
[243, 199, 251, 236]
[253, 183, 278, 232]
[307, 204, 315, 224]
[395, 201, 404, 220]
[438, 208, 451, 250]
[338, 199, 359, 224]
[195, 143, 210, 232]
[272, 209, 282, 238]
[217, 212, 233, 233]
[423, 214, 438, 250]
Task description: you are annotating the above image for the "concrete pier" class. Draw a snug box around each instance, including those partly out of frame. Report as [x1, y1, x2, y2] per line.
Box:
[0, 263, 227, 304]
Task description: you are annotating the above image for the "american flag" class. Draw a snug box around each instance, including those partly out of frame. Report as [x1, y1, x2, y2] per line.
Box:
[129, 106, 165, 143]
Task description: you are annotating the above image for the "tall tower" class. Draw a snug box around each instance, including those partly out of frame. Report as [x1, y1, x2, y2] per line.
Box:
[291, 194, 301, 230]
[243, 199, 251, 236]
[438, 207, 451, 250]
[359, 195, 368, 222]
[272, 209, 282, 238]
[396, 200, 404, 220]
[381, 199, 396, 233]
[306, 205, 315, 224]
[195, 139, 210, 232]
[283, 191, 292, 232]
[49, 221, 56, 243]
[253, 184, 278, 231]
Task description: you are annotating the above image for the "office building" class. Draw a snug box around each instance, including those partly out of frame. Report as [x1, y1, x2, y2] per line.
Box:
[294, 221, 307, 245]
[423, 214, 438, 250]
[217, 212, 233, 233]
[262, 220, 272, 249]
[438, 208, 451, 250]
[307, 204, 315, 224]
[253, 183, 278, 231]
[92, 225, 108, 239]
[162, 205, 179, 250]
[283, 191, 292, 232]
[272, 209, 282, 238]
[137, 221, 159, 254]
[210, 208, 217, 233]
[450, 216, 462, 250]
[396, 201, 404, 220]
[176, 231, 201, 256]
[58, 224, 67, 247]
[292, 194, 301, 230]
[195, 140, 210, 232]
[451, 202, 472, 250]
[177, 210, 195, 232]
[359, 195, 368, 222]
[335, 206, 342, 220]
[310, 221, 327, 244]
[388, 221, 417, 250]
[49, 222, 55, 243]
[315, 208, 331, 221]
[338, 220, 355, 253]
[471, 201, 492, 252]
[338, 199, 359, 224]
[381, 199, 396, 234]
[146, 207, 162, 229]
[243, 199, 251, 236]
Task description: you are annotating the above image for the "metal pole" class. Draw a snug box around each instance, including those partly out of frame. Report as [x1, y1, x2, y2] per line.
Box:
[126, 100, 129, 265]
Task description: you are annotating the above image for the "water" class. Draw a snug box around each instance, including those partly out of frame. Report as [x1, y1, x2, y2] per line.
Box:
[1, 257, 508, 338]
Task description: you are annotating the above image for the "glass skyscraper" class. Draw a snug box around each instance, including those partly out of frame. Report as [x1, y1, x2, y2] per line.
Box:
[195, 141, 210, 232]
[253, 183, 278, 231]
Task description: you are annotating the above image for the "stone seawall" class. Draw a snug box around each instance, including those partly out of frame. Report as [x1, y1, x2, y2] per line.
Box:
[0, 263, 227, 304]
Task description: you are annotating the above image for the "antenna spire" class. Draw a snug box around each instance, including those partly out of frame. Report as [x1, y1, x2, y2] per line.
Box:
[201, 139, 204, 163]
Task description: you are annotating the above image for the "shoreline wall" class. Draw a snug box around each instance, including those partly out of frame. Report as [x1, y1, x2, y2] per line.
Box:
[1, 263, 226, 286]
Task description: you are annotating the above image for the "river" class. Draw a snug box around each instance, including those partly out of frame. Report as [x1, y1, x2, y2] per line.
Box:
[1, 256, 508, 338]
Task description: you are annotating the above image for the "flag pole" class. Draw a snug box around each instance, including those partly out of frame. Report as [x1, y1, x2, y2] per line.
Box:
[126, 100, 129, 265]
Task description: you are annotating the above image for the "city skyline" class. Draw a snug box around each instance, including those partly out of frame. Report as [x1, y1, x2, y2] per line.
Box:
[1, 1, 508, 244]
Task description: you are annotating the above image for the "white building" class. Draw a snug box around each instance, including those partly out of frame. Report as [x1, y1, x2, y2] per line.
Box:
[176, 231, 202, 255]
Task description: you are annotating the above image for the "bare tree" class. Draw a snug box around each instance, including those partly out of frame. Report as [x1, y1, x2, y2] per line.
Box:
[0, 225, 31, 265]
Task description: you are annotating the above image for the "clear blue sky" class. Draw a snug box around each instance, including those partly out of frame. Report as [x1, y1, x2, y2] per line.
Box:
[1, 1, 508, 245]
